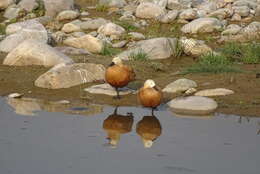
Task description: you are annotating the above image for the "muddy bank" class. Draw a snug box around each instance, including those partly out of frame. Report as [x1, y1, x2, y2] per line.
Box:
[0, 53, 259, 116]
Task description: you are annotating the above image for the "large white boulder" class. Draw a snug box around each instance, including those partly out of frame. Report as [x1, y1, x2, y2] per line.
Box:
[0, 20, 48, 53]
[35, 63, 105, 89]
[3, 39, 73, 67]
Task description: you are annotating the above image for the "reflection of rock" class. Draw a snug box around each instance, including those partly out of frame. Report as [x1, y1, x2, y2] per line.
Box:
[7, 97, 42, 116]
[173, 113, 214, 119]
[103, 108, 134, 146]
[6, 97, 103, 116]
[136, 115, 162, 148]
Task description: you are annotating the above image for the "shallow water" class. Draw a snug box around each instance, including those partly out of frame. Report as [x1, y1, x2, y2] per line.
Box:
[0, 97, 259, 174]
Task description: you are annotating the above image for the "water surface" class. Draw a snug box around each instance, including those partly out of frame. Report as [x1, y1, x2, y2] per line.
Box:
[0, 97, 259, 174]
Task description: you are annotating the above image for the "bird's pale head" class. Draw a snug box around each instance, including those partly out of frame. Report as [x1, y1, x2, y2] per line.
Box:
[142, 139, 153, 148]
[144, 79, 156, 88]
[112, 57, 123, 65]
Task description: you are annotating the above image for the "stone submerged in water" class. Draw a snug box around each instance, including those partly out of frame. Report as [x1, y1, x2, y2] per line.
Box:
[84, 83, 135, 96]
[35, 63, 105, 89]
[162, 78, 197, 93]
[3, 39, 73, 67]
[195, 88, 234, 97]
[167, 96, 218, 115]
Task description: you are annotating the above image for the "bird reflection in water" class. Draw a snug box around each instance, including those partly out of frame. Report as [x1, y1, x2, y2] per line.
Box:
[136, 115, 162, 148]
[103, 107, 134, 147]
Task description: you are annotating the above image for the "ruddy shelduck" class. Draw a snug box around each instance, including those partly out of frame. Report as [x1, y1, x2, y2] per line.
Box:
[105, 57, 135, 99]
[138, 79, 162, 115]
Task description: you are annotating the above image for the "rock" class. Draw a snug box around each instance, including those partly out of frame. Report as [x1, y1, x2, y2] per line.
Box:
[181, 17, 223, 34]
[119, 13, 136, 21]
[80, 18, 109, 30]
[233, 0, 258, 10]
[195, 88, 234, 97]
[3, 39, 73, 67]
[136, 2, 166, 19]
[8, 93, 24, 98]
[162, 78, 197, 93]
[35, 63, 105, 89]
[255, 5, 260, 16]
[81, 11, 90, 17]
[233, 6, 250, 17]
[63, 34, 104, 53]
[87, 31, 98, 37]
[62, 20, 81, 33]
[0, 0, 14, 10]
[84, 83, 135, 96]
[196, 1, 217, 14]
[55, 46, 91, 55]
[158, 10, 179, 23]
[97, 22, 125, 37]
[208, 8, 233, 20]
[112, 40, 128, 48]
[231, 13, 242, 21]
[184, 88, 197, 95]
[179, 9, 197, 20]
[180, 38, 212, 57]
[56, 10, 80, 21]
[3, 5, 21, 19]
[117, 37, 177, 60]
[99, 0, 126, 8]
[0, 20, 48, 53]
[167, 96, 218, 115]
[51, 31, 66, 44]
[221, 24, 242, 35]
[43, 0, 74, 17]
[128, 32, 145, 41]
[167, 0, 192, 10]
[71, 31, 86, 38]
[18, 0, 38, 12]
[139, 0, 168, 8]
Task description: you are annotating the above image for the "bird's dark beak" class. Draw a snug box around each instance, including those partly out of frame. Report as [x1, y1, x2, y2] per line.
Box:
[153, 86, 159, 91]
[109, 62, 115, 67]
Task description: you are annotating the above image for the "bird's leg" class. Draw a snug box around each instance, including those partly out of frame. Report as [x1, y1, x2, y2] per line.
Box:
[113, 87, 121, 99]
[152, 107, 156, 116]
